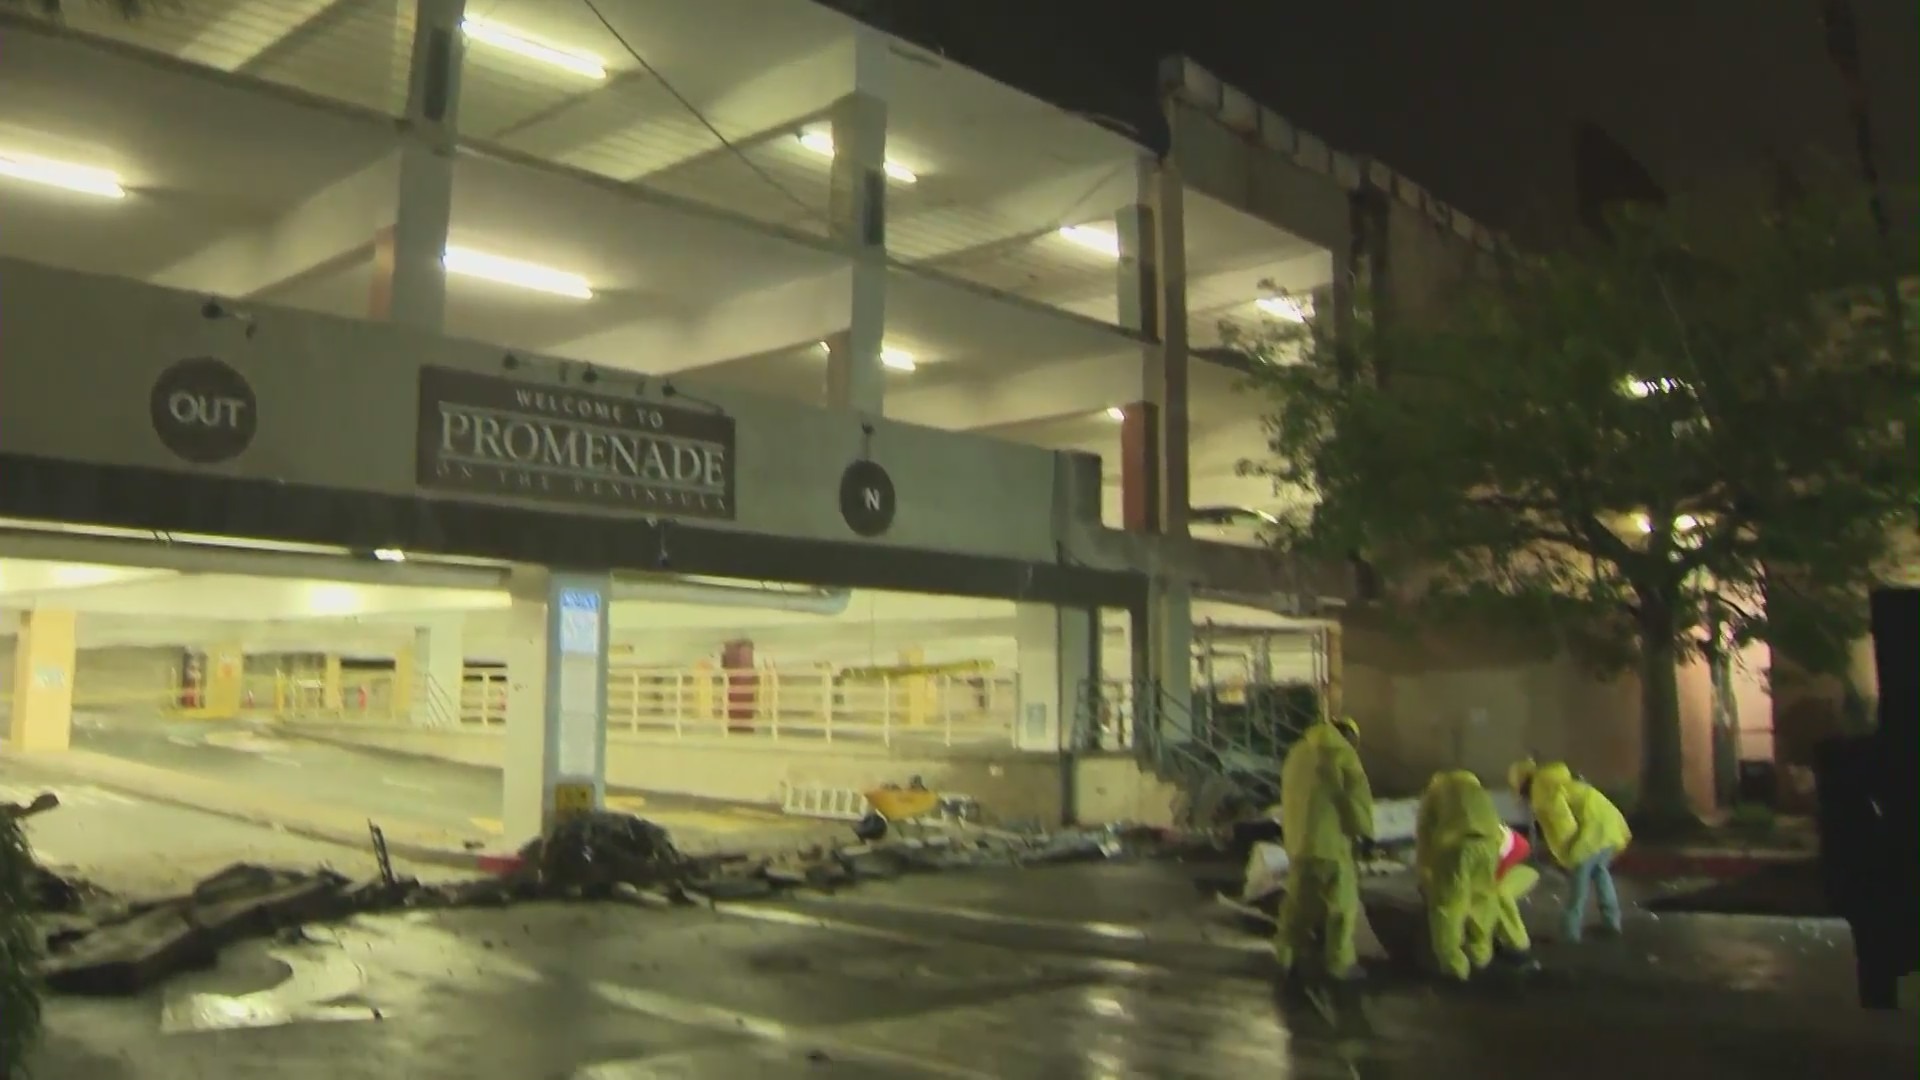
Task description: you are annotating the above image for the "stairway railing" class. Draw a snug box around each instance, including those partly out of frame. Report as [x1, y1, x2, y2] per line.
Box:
[1075, 678, 1319, 825]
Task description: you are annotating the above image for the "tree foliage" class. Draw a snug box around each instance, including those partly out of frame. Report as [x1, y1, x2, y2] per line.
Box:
[0, 814, 42, 1078]
[1241, 177, 1917, 823]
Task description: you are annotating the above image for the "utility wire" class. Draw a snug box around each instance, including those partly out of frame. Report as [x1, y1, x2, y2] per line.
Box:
[577, 0, 825, 226]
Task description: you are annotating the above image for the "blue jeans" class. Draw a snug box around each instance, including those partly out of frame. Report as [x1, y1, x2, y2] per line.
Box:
[1563, 848, 1621, 941]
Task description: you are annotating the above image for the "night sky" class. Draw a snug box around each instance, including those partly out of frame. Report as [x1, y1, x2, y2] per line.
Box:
[824, 0, 1919, 235]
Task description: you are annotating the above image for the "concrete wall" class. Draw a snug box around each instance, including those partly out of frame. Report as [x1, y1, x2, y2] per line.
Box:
[281, 720, 1178, 827]
[1343, 616, 1722, 811]
[73, 646, 179, 707]
[0, 641, 178, 711]
[0, 258, 1072, 565]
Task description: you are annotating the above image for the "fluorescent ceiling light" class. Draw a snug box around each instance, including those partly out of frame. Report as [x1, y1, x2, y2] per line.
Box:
[0, 152, 126, 199]
[1256, 295, 1310, 323]
[1105, 406, 1126, 421]
[443, 246, 593, 300]
[462, 17, 607, 80]
[813, 340, 917, 372]
[795, 131, 918, 184]
[1057, 224, 1120, 258]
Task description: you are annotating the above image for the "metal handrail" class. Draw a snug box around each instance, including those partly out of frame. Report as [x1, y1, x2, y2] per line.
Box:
[450, 665, 1017, 748]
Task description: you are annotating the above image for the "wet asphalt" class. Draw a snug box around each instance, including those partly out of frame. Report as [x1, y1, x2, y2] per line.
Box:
[31, 860, 1918, 1080]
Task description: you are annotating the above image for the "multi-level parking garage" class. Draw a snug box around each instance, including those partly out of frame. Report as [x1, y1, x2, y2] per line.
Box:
[0, 0, 1496, 846]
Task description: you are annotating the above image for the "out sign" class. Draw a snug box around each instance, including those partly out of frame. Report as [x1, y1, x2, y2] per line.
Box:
[838, 459, 896, 538]
[150, 357, 258, 464]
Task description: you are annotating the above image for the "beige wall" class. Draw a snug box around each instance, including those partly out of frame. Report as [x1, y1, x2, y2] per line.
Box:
[1342, 615, 1725, 811]
[281, 721, 1179, 827]
[72, 646, 179, 708]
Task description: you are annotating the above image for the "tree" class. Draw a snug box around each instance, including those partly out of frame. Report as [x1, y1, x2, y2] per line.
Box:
[1242, 180, 1917, 829]
[0, 813, 41, 1079]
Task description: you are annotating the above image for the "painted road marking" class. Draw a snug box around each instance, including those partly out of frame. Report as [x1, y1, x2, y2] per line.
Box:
[802, 894, 1272, 956]
[711, 904, 1157, 979]
[587, 982, 997, 1080]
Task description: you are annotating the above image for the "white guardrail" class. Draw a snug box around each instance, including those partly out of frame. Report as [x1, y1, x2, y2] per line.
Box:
[457, 665, 1020, 748]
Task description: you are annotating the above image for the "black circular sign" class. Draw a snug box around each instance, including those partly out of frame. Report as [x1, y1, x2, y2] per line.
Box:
[839, 459, 896, 537]
[150, 357, 256, 464]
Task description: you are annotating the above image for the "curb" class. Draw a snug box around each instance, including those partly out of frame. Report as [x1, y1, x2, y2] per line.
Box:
[13, 757, 487, 872]
[1613, 849, 1812, 880]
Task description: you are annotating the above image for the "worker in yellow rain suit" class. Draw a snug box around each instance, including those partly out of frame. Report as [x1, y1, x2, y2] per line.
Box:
[1274, 716, 1375, 981]
[1509, 758, 1633, 942]
[1416, 770, 1538, 980]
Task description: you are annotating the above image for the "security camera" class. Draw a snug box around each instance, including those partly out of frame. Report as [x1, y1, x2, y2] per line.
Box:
[200, 298, 258, 338]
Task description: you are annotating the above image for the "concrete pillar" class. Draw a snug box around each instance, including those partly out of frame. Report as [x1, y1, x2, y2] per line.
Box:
[203, 643, 246, 719]
[1117, 158, 1190, 538]
[8, 609, 76, 752]
[413, 617, 466, 726]
[369, 0, 464, 330]
[1015, 603, 1098, 752]
[1117, 157, 1193, 744]
[500, 568, 612, 845]
[321, 654, 344, 712]
[824, 31, 889, 415]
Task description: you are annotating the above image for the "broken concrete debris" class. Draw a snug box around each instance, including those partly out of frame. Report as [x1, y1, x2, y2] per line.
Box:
[27, 813, 1156, 998]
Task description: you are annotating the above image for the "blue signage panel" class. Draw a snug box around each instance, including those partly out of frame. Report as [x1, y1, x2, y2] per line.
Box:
[558, 587, 603, 657]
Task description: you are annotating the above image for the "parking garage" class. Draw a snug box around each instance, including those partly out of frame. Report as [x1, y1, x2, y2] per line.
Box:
[0, 0, 1415, 855]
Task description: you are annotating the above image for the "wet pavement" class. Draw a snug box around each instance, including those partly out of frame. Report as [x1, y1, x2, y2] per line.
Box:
[30, 859, 1917, 1079]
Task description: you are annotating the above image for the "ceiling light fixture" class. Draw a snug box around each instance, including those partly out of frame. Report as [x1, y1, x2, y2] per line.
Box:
[1105, 406, 1126, 421]
[1057, 224, 1120, 258]
[461, 17, 607, 80]
[795, 131, 918, 184]
[0, 152, 126, 199]
[813, 340, 918, 372]
[443, 246, 594, 299]
[373, 548, 407, 563]
[1256, 295, 1310, 323]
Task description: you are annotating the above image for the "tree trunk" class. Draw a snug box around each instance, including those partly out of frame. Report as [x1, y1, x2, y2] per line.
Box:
[1636, 612, 1695, 832]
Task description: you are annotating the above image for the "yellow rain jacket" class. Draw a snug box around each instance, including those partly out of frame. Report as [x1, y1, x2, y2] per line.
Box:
[1417, 770, 1526, 979]
[1527, 762, 1632, 868]
[1280, 720, 1375, 859]
[1273, 719, 1375, 976]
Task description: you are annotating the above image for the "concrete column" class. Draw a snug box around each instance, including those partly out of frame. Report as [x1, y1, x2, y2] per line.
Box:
[1015, 603, 1098, 752]
[500, 568, 612, 845]
[204, 643, 246, 719]
[1124, 158, 1191, 537]
[369, 0, 464, 330]
[1154, 582, 1195, 740]
[413, 616, 466, 726]
[8, 609, 76, 752]
[824, 31, 889, 415]
[321, 654, 344, 712]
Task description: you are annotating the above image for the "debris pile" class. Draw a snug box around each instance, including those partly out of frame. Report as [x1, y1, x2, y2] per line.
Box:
[27, 813, 1160, 998]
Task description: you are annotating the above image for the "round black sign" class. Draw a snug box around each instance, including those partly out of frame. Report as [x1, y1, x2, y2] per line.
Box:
[150, 357, 256, 464]
[839, 459, 896, 537]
